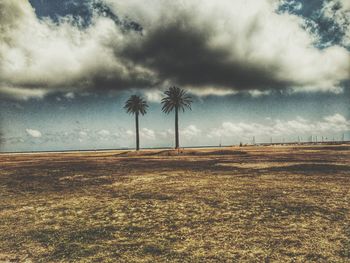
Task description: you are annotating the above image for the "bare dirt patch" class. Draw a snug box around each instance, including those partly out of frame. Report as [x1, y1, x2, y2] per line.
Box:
[0, 145, 349, 262]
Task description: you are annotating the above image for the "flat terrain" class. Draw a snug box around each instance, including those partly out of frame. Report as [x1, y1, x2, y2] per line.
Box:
[0, 145, 349, 262]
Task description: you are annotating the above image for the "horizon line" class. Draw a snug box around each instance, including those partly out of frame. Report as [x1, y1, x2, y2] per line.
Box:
[1, 141, 349, 154]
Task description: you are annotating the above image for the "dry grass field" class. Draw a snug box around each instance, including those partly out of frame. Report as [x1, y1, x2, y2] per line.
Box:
[0, 145, 349, 262]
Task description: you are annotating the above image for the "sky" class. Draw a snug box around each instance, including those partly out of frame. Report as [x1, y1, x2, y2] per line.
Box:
[0, 0, 349, 152]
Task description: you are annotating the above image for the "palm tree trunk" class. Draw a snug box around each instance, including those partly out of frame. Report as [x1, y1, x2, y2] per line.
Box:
[175, 106, 179, 149]
[135, 113, 140, 151]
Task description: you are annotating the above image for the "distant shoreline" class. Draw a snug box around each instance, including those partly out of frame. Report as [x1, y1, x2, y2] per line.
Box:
[1, 141, 349, 155]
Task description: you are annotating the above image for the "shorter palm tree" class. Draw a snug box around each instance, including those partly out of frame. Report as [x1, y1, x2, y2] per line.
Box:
[124, 95, 148, 150]
[162, 86, 192, 149]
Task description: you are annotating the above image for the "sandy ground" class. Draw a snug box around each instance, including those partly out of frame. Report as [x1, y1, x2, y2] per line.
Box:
[0, 145, 349, 262]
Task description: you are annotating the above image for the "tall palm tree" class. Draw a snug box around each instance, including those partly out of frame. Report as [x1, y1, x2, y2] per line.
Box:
[0, 131, 3, 148]
[161, 86, 192, 149]
[124, 95, 148, 151]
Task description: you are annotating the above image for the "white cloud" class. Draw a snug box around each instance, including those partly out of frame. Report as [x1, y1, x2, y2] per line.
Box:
[279, 0, 303, 12]
[143, 89, 163, 103]
[321, 0, 350, 47]
[0, 86, 46, 100]
[140, 128, 156, 140]
[26, 129, 42, 138]
[126, 130, 134, 137]
[97, 129, 110, 137]
[324, 113, 347, 124]
[79, 131, 88, 137]
[187, 87, 238, 97]
[209, 113, 350, 139]
[144, 86, 238, 100]
[64, 92, 75, 99]
[158, 128, 174, 139]
[181, 125, 202, 139]
[248, 90, 272, 97]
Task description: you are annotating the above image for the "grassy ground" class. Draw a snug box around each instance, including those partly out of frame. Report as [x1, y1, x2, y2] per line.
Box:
[0, 145, 349, 262]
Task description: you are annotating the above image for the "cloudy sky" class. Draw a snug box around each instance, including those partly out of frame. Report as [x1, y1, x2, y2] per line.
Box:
[0, 0, 349, 152]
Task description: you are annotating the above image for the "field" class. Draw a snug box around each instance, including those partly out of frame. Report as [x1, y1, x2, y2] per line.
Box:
[0, 145, 349, 262]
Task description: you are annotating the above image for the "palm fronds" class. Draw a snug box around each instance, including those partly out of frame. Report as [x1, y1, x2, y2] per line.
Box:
[161, 86, 192, 114]
[124, 95, 148, 115]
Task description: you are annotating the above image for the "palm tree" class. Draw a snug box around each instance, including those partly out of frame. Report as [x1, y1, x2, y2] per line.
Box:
[161, 86, 192, 149]
[0, 131, 3, 149]
[124, 95, 148, 151]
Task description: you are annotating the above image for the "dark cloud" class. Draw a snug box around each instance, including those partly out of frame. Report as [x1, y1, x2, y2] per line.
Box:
[85, 65, 158, 92]
[123, 21, 292, 91]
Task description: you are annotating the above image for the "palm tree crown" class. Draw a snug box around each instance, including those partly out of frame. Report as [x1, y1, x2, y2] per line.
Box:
[124, 95, 148, 116]
[161, 86, 192, 114]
